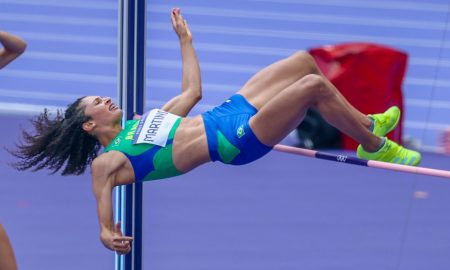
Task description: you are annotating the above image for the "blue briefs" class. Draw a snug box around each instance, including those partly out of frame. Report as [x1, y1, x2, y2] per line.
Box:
[202, 94, 273, 165]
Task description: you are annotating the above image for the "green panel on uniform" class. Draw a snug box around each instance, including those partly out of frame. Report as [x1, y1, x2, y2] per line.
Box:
[217, 130, 240, 164]
[145, 144, 182, 180]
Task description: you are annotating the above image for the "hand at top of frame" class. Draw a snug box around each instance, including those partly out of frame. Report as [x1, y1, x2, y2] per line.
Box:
[0, 30, 27, 69]
[171, 8, 192, 43]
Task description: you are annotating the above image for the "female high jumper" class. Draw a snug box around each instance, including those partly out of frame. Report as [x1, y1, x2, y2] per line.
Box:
[11, 8, 420, 254]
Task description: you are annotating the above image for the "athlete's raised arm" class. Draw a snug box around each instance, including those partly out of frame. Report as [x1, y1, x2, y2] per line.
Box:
[0, 31, 27, 69]
[161, 8, 202, 117]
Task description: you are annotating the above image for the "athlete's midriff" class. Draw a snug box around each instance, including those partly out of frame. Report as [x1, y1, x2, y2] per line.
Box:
[172, 115, 211, 172]
[104, 115, 210, 181]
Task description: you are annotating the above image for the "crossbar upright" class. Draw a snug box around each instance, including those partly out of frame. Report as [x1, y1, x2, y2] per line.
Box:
[116, 0, 146, 269]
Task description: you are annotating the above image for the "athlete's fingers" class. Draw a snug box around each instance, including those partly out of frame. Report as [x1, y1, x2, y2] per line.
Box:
[113, 236, 132, 255]
[113, 235, 134, 242]
[171, 9, 177, 26]
[115, 244, 131, 255]
[113, 239, 131, 248]
[115, 221, 123, 236]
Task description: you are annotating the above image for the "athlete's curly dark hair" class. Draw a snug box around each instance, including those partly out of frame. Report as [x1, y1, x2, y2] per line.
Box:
[9, 97, 101, 175]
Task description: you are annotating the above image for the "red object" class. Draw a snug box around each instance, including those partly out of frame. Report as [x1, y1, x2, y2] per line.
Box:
[309, 43, 407, 150]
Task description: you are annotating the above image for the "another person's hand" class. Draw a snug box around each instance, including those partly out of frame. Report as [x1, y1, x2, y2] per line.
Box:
[0, 31, 27, 69]
[171, 8, 192, 43]
[101, 221, 134, 255]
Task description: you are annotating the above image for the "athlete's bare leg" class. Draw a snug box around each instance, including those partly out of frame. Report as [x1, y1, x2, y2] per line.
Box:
[237, 51, 371, 128]
[249, 74, 381, 152]
[0, 224, 18, 270]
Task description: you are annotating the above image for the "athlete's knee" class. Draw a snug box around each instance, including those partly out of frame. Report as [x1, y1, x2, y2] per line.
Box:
[290, 51, 319, 73]
[297, 74, 332, 100]
[300, 74, 326, 90]
[291, 50, 312, 61]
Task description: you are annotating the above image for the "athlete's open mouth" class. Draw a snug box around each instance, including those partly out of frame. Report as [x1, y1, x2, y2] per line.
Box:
[109, 104, 118, 111]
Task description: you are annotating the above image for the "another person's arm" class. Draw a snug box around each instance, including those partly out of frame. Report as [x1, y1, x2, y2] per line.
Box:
[0, 31, 26, 270]
[91, 156, 133, 254]
[0, 224, 17, 270]
[0, 31, 27, 69]
[161, 8, 202, 117]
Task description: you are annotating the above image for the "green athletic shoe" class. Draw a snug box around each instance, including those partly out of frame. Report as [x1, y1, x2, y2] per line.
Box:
[357, 138, 421, 166]
[369, 106, 401, 137]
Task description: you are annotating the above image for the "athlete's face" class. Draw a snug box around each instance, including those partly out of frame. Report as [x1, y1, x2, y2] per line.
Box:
[82, 96, 123, 127]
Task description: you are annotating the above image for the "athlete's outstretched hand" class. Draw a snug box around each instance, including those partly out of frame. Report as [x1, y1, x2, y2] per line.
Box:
[171, 8, 192, 43]
[101, 221, 134, 255]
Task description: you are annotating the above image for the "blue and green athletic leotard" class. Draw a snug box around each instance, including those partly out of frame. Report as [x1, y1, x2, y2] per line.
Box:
[105, 95, 272, 181]
[202, 94, 273, 165]
[104, 118, 183, 181]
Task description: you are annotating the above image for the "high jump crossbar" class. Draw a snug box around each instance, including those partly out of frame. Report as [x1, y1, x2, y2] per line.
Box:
[274, 144, 450, 179]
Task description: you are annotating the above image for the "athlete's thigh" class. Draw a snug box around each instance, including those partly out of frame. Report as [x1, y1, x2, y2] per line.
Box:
[237, 51, 316, 110]
[248, 77, 317, 146]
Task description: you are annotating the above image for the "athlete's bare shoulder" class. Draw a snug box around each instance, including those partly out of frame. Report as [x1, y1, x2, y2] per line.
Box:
[93, 151, 122, 167]
[92, 151, 135, 186]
